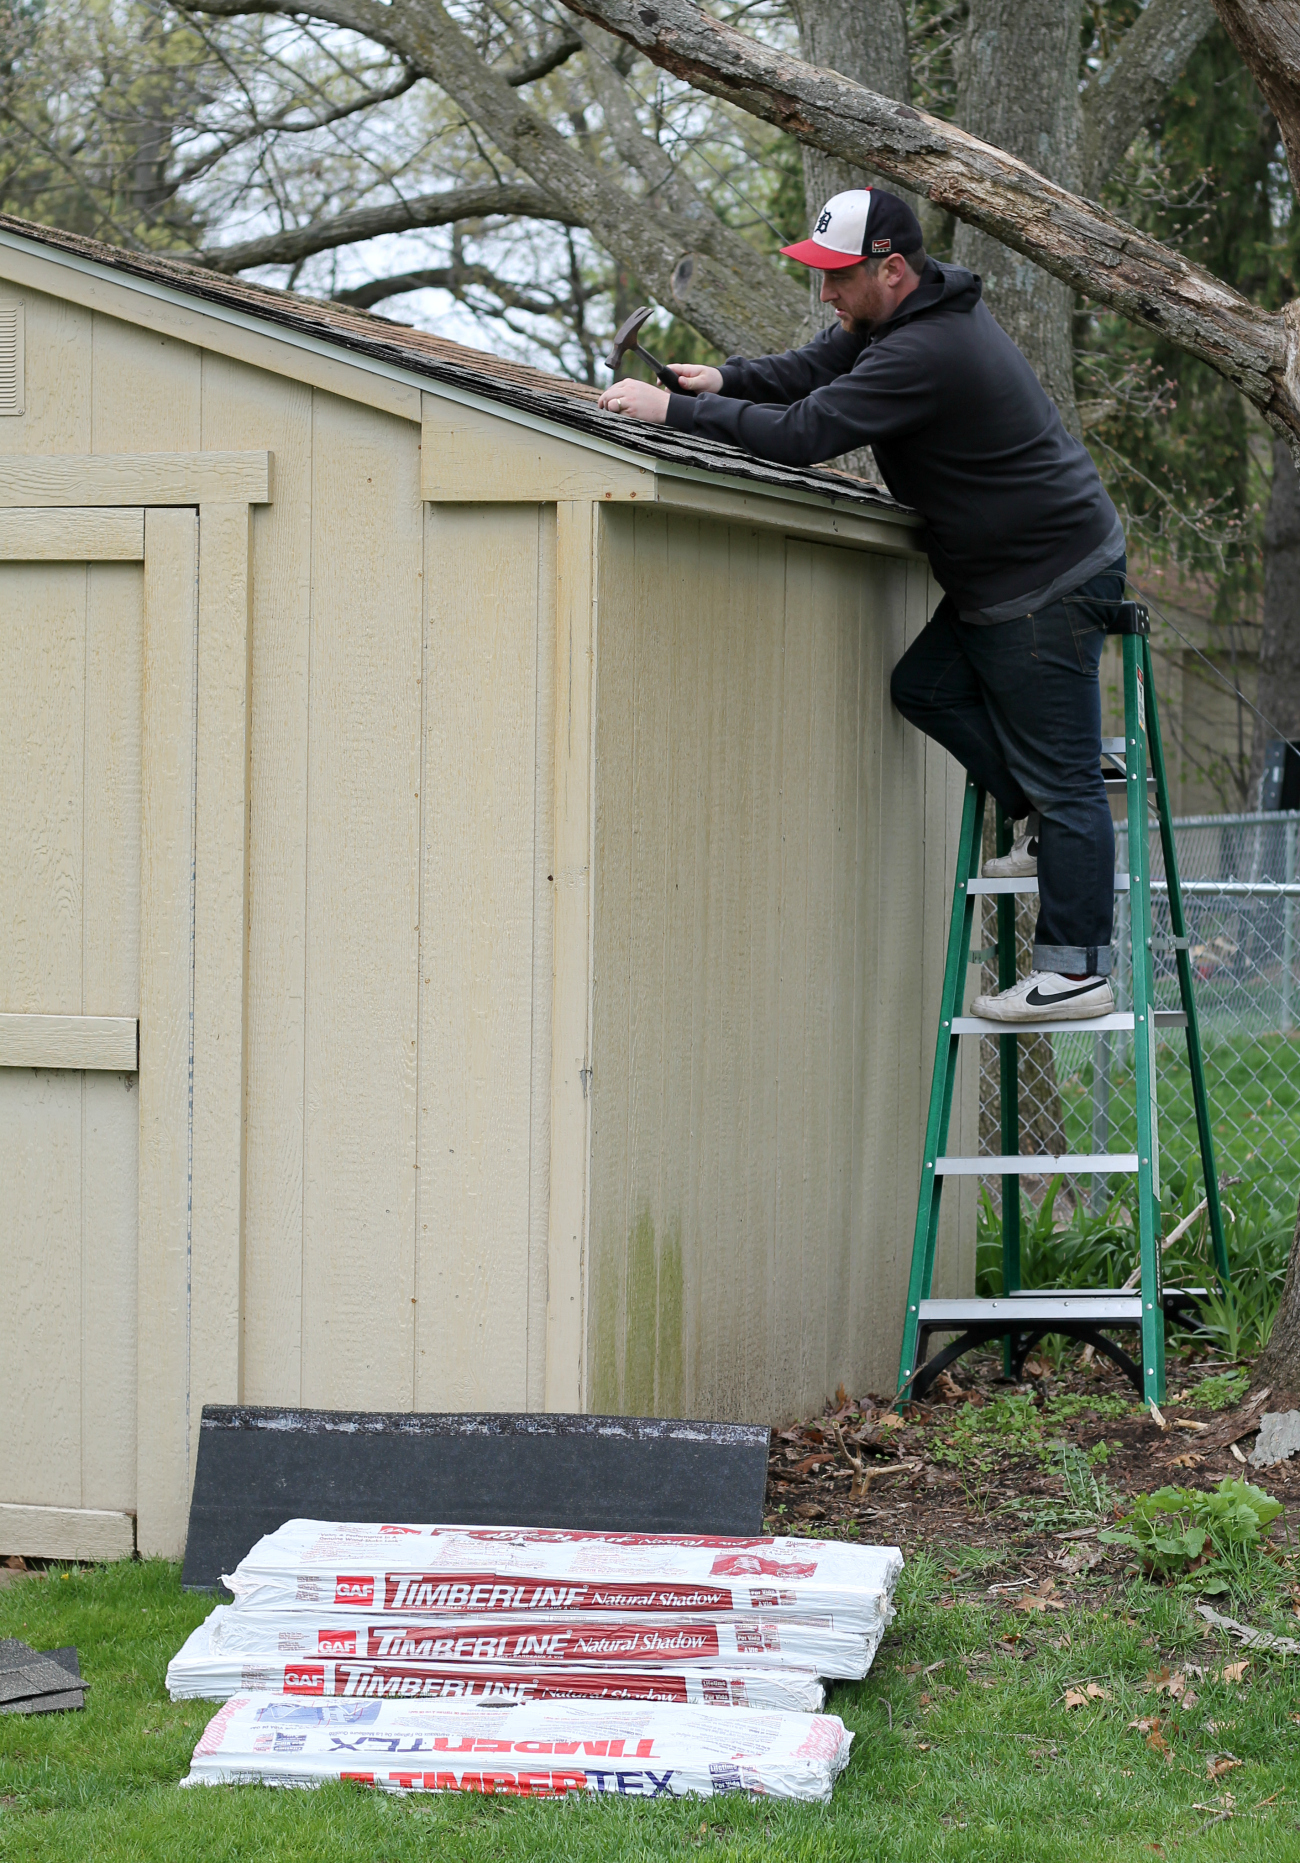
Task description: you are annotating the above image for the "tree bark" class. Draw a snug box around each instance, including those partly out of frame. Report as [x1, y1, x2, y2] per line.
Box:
[1249, 440, 1300, 802]
[1079, 0, 1217, 198]
[952, 0, 1081, 430]
[555, 0, 1300, 461]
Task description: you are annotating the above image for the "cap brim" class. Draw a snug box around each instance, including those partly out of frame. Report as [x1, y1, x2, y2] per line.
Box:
[779, 239, 866, 270]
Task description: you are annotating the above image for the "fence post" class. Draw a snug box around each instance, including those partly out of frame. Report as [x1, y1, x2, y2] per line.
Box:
[1285, 815, 1297, 1036]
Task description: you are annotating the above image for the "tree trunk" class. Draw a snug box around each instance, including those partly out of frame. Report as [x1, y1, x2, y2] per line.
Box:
[952, 0, 1082, 431]
[1255, 1197, 1300, 1396]
[1249, 439, 1300, 801]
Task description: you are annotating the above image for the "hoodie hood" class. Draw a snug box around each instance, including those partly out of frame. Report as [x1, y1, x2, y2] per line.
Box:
[873, 260, 982, 338]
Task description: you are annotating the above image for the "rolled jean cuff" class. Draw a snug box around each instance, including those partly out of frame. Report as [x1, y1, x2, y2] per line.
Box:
[1033, 942, 1113, 977]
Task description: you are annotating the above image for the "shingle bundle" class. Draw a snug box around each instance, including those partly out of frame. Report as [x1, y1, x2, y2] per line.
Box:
[174, 1520, 902, 1804]
[180, 1693, 855, 1802]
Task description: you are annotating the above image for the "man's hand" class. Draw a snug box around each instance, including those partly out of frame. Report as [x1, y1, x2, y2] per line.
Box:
[671, 364, 723, 394]
[597, 379, 670, 422]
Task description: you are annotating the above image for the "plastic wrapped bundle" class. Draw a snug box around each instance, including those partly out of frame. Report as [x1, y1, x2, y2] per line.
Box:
[165, 1617, 823, 1711]
[224, 1522, 902, 1631]
[205, 1603, 880, 1680]
[181, 1693, 854, 1802]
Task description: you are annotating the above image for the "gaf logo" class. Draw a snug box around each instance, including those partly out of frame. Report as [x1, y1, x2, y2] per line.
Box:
[334, 1576, 376, 1606]
[710, 1553, 816, 1580]
[379, 1525, 421, 1535]
[318, 1630, 358, 1655]
[284, 1664, 325, 1694]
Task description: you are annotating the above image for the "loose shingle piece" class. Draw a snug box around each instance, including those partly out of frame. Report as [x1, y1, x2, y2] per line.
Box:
[0, 1639, 84, 1714]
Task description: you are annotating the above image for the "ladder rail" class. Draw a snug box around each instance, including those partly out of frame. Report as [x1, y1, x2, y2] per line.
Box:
[1141, 634, 1231, 1288]
[996, 807, 1021, 1377]
[897, 780, 984, 1388]
[1123, 628, 1165, 1401]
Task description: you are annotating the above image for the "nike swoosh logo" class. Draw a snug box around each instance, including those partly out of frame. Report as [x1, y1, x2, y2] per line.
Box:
[1024, 982, 1103, 1007]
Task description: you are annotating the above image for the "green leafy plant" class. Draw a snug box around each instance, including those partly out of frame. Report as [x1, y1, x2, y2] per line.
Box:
[1099, 1478, 1283, 1593]
[1190, 1369, 1250, 1411]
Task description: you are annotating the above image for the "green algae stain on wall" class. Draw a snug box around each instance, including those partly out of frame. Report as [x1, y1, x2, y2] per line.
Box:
[589, 1222, 621, 1414]
[656, 1218, 684, 1418]
[618, 1205, 686, 1417]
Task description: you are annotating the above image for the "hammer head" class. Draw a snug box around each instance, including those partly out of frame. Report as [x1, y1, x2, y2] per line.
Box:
[605, 305, 654, 371]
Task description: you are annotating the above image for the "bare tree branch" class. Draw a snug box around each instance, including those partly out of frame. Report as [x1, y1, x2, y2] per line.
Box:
[500, 29, 584, 86]
[552, 0, 1300, 455]
[1080, 0, 1217, 199]
[176, 0, 805, 353]
[171, 64, 422, 190]
[190, 179, 577, 270]
[333, 259, 572, 313]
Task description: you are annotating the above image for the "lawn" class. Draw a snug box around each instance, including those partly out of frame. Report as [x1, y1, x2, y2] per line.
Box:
[2, 1551, 1298, 1861]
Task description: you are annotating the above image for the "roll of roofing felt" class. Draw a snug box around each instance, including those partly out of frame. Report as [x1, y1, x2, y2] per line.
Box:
[203, 1603, 880, 1679]
[222, 1522, 902, 1630]
[165, 1617, 824, 1712]
[180, 1693, 854, 1802]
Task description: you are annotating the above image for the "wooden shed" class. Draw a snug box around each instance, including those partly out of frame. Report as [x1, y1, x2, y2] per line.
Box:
[0, 216, 976, 1563]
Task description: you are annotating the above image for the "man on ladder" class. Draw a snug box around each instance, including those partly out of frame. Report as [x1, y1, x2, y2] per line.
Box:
[598, 188, 1122, 1022]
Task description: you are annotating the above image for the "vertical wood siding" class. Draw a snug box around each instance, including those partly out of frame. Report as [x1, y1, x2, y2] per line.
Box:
[588, 508, 973, 1422]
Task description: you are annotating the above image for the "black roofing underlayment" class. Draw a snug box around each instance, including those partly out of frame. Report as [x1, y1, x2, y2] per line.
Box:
[182, 1406, 771, 1590]
[0, 214, 911, 518]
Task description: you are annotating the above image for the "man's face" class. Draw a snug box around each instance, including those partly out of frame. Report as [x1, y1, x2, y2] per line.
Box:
[819, 253, 913, 333]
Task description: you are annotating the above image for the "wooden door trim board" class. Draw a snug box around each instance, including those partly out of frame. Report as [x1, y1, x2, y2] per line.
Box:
[0, 451, 271, 508]
[0, 1014, 137, 1070]
[0, 507, 144, 559]
[0, 1502, 135, 1562]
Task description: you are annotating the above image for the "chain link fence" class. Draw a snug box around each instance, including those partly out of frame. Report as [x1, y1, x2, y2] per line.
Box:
[976, 811, 1300, 1232]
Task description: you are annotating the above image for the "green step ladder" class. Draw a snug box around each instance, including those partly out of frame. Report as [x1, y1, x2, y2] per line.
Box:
[897, 602, 1231, 1406]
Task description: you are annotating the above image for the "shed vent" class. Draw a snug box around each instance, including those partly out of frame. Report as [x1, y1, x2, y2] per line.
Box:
[0, 303, 24, 416]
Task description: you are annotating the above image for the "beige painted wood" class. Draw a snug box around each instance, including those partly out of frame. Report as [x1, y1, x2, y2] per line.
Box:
[0, 1014, 136, 1069]
[422, 399, 653, 504]
[417, 503, 545, 1409]
[527, 512, 557, 1411]
[653, 474, 924, 555]
[0, 506, 143, 559]
[189, 502, 251, 1459]
[0, 286, 91, 457]
[586, 508, 963, 1420]
[0, 1502, 134, 1561]
[301, 392, 422, 1411]
[0, 451, 270, 507]
[201, 356, 313, 1407]
[136, 507, 198, 1558]
[545, 499, 597, 1411]
[81, 561, 144, 1512]
[0, 238, 420, 425]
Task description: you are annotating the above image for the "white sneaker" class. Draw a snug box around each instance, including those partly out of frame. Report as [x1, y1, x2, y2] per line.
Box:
[970, 971, 1114, 1022]
[983, 818, 1038, 878]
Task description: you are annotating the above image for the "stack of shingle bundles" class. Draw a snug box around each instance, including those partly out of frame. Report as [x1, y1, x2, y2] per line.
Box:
[174, 1521, 903, 1803]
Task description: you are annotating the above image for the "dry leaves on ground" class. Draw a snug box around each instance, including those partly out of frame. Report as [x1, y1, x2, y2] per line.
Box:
[1062, 1682, 1110, 1709]
[1206, 1757, 1244, 1781]
[1129, 1716, 1174, 1760]
[1016, 1578, 1067, 1614]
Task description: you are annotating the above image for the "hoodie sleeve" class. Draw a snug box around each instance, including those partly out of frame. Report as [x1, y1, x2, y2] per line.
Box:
[666, 327, 944, 468]
[711, 322, 866, 405]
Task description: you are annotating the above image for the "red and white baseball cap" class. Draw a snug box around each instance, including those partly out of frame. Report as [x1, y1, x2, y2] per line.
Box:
[781, 188, 924, 270]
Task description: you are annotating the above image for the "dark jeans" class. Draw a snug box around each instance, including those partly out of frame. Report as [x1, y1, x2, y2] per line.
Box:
[890, 559, 1124, 976]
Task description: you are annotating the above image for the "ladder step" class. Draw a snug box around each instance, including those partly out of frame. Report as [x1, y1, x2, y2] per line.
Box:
[933, 1153, 1139, 1175]
[917, 1294, 1143, 1325]
[950, 1009, 1187, 1034]
[967, 874, 1130, 895]
[953, 1011, 1132, 1034]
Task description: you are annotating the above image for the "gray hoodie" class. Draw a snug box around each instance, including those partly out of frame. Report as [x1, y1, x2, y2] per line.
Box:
[664, 260, 1123, 622]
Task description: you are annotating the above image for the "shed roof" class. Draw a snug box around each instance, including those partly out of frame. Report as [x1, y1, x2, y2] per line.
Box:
[0, 213, 903, 518]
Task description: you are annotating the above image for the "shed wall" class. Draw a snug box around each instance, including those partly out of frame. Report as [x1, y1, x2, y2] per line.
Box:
[588, 506, 975, 1421]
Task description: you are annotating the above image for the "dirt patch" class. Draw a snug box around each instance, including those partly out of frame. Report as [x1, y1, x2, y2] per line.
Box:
[764, 1352, 1300, 1595]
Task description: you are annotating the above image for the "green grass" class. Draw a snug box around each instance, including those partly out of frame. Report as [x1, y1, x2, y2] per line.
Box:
[3, 1559, 1299, 1861]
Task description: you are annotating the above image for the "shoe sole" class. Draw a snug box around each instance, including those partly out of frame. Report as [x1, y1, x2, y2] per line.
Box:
[972, 998, 1114, 1023]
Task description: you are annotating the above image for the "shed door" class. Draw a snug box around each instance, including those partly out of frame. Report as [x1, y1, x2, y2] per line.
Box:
[0, 506, 200, 1560]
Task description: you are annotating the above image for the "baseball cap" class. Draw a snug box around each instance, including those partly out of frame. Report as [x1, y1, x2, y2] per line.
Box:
[781, 189, 924, 270]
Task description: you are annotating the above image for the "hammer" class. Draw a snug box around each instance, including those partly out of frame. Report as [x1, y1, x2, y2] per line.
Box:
[605, 305, 694, 394]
